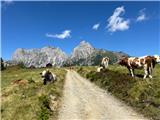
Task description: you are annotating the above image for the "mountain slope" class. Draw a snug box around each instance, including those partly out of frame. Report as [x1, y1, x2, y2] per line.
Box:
[11, 41, 128, 67]
[69, 41, 128, 66]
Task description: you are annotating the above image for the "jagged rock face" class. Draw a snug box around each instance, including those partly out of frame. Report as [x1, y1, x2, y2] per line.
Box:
[69, 41, 128, 66]
[12, 41, 129, 67]
[70, 41, 95, 65]
[71, 41, 95, 60]
[12, 47, 68, 67]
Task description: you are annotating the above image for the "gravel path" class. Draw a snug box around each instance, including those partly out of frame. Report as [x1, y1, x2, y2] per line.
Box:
[58, 70, 148, 120]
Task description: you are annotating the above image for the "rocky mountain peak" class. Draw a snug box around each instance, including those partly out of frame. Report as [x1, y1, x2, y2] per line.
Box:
[71, 40, 95, 60]
[12, 46, 68, 68]
[11, 41, 129, 67]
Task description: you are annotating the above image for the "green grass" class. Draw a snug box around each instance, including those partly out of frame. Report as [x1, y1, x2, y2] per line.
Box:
[1, 66, 66, 120]
[77, 64, 160, 120]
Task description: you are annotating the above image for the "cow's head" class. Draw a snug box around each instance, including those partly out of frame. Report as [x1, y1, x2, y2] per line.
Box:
[101, 57, 109, 68]
[40, 69, 50, 78]
[103, 57, 109, 62]
[154, 55, 160, 63]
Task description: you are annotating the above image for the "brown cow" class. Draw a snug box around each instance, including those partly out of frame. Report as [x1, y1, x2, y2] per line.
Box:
[118, 55, 158, 79]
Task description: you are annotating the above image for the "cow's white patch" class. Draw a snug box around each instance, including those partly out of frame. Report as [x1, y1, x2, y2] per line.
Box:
[128, 57, 135, 67]
[154, 55, 160, 63]
[130, 68, 134, 77]
[143, 64, 148, 79]
[97, 67, 103, 72]
[149, 75, 153, 79]
[42, 70, 47, 76]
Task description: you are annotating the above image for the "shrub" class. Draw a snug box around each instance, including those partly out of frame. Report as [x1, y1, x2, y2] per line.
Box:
[38, 95, 52, 120]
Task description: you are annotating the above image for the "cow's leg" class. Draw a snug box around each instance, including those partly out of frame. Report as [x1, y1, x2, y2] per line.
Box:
[148, 66, 153, 79]
[127, 67, 132, 76]
[105, 62, 108, 69]
[149, 63, 153, 79]
[149, 74, 152, 79]
[130, 68, 134, 77]
[43, 79, 47, 85]
[133, 69, 135, 76]
[143, 65, 148, 79]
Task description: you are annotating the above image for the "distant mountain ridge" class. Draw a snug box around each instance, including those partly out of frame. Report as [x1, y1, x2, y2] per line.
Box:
[12, 47, 68, 67]
[11, 41, 129, 67]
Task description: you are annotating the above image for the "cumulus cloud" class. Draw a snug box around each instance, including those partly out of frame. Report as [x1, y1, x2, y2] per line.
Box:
[46, 30, 71, 39]
[92, 23, 100, 30]
[136, 8, 147, 22]
[107, 6, 130, 32]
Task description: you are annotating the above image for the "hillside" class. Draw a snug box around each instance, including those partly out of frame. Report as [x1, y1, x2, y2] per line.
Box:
[1, 66, 66, 120]
[77, 64, 160, 120]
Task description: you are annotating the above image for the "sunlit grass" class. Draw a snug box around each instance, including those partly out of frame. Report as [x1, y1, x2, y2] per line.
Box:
[1, 66, 66, 120]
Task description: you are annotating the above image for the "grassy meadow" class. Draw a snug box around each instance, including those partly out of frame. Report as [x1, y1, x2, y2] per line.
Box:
[77, 64, 160, 120]
[1, 66, 66, 120]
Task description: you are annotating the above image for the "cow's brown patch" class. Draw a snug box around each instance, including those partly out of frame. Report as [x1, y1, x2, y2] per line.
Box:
[131, 58, 139, 68]
[106, 57, 109, 61]
[145, 56, 152, 66]
[118, 57, 129, 67]
[140, 58, 144, 64]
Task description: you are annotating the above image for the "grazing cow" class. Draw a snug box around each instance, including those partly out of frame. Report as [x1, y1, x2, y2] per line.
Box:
[40, 69, 56, 85]
[118, 55, 157, 79]
[97, 57, 109, 72]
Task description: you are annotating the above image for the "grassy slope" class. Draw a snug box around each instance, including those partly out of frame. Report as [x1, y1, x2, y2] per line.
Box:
[77, 64, 160, 120]
[1, 66, 66, 120]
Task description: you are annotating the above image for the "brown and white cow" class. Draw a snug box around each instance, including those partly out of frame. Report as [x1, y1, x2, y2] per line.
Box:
[118, 55, 158, 79]
[97, 57, 109, 72]
[40, 69, 56, 85]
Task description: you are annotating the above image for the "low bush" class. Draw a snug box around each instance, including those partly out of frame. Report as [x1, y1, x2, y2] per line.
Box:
[38, 95, 52, 120]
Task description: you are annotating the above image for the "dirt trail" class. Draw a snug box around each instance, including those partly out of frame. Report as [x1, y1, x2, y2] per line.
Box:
[58, 70, 148, 120]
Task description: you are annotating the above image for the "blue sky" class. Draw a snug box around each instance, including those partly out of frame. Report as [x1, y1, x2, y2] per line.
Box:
[1, 1, 160, 60]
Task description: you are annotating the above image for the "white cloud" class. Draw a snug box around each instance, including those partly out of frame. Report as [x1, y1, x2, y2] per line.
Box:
[4, 0, 13, 4]
[107, 6, 130, 32]
[2, 0, 13, 8]
[46, 30, 71, 39]
[136, 8, 147, 22]
[92, 23, 100, 30]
